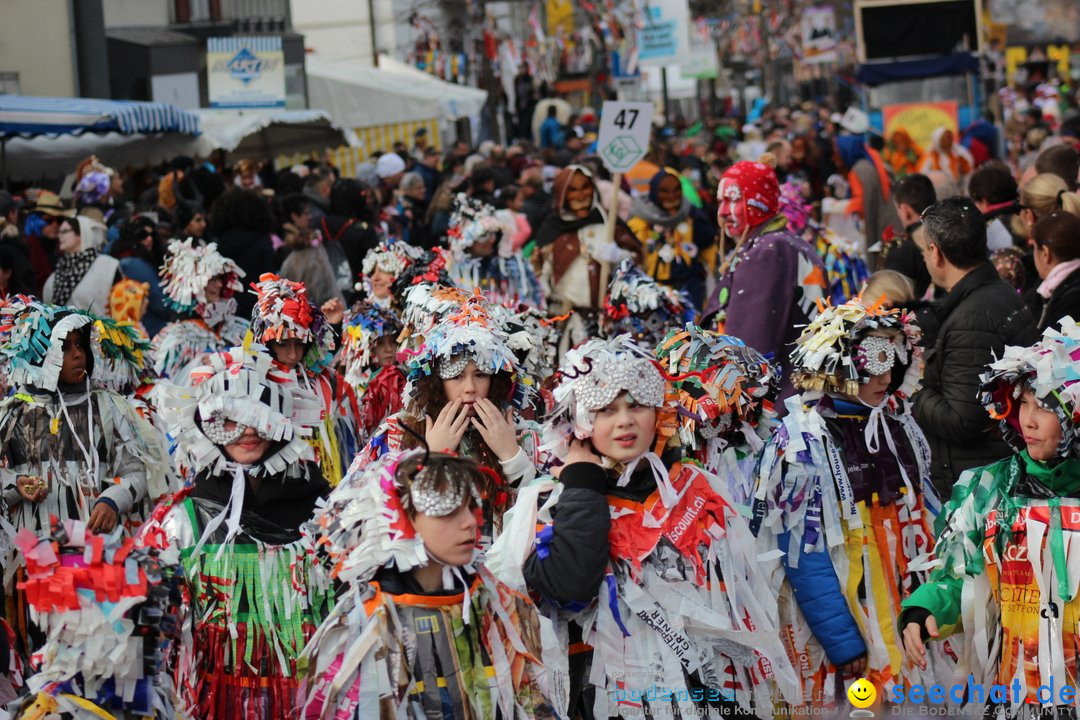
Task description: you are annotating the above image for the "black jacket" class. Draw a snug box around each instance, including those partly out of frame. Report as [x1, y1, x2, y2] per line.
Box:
[883, 228, 933, 299]
[913, 262, 1038, 496]
[214, 227, 275, 318]
[522, 453, 670, 606]
[1036, 264, 1080, 332]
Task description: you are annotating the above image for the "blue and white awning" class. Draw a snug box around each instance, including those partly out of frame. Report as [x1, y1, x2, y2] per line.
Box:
[0, 95, 201, 138]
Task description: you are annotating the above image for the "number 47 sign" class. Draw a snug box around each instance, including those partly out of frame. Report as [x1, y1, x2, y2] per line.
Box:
[598, 101, 654, 174]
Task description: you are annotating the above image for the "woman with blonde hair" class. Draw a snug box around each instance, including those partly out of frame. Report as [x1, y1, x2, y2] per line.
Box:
[862, 269, 915, 308]
[1017, 173, 1080, 239]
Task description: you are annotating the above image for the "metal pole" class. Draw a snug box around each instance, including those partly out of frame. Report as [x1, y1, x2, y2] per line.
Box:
[368, 0, 379, 67]
[2, 137, 7, 191]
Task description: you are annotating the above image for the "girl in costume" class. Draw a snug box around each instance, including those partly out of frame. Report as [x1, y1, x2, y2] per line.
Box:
[493, 335, 798, 718]
[151, 238, 247, 381]
[445, 193, 544, 308]
[654, 324, 777, 505]
[600, 258, 696, 350]
[358, 237, 425, 310]
[300, 450, 555, 719]
[627, 167, 718, 310]
[250, 273, 361, 487]
[143, 344, 332, 719]
[752, 298, 942, 707]
[337, 299, 406, 437]
[364, 296, 539, 544]
[11, 518, 183, 719]
[901, 318, 1080, 717]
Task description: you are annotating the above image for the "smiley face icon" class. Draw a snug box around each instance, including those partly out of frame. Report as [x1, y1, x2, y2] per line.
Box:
[848, 678, 877, 709]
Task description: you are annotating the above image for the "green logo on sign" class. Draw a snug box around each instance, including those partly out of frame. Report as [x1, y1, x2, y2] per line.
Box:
[601, 135, 643, 170]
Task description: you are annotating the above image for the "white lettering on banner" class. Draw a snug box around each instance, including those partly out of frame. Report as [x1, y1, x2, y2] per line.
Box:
[666, 496, 706, 544]
[825, 437, 859, 525]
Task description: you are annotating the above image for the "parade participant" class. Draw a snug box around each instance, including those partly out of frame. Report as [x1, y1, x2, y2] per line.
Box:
[445, 193, 544, 307]
[364, 296, 538, 543]
[337, 299, 405, 436]
[300, 450, 555, 719]
[627, 167, 718, 310]
[752, 298, 942, 706]
[108, 278, 151, 339]
[833, 135, 901, 259]
[655, 324, 776, 504]
[779, 181, 870, 305]
[250, 273, 361, 486]
[600, 258, 695, 349]
[10, 518, 182, 719]
[496, 335, 798, 718]
[358, 236, 424, 309]
[705, 160, 828, 408]
[883, 129, 924, 178]
[533, 164, 642, 356]
[919, 126, 974, 186]
[0, 300, 169, 539]
[901, 319, 1080, 716]
[151, 238, 247, 381]
[145, 345, 331, 719]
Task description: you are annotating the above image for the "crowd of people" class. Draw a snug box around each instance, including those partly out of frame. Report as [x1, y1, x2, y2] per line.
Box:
[0, 86, 1076, 719]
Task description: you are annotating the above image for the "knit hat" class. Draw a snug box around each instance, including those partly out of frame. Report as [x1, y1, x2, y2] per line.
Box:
[718, 161, 780, 228]
[249, 273, 336, 372]
[981, 317, 1080, 459]
[375, 152, 406, 179]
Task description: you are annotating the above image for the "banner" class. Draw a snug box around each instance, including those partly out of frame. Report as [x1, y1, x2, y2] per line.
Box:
[801, 6, 838, 64]
[208, 36, 285, 109]
[545, 0, 575, 39]
[638, 0, 690, 67]
[882, 101, 959, 151]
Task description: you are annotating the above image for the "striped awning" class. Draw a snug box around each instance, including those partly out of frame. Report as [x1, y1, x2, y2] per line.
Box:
[0, 95, 201, 138]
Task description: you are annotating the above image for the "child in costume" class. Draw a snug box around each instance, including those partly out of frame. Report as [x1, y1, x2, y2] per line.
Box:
[901, 319, 1080, 717]
[752, 298, 941, 707]
[108, 278, 151, 339]
[358, 237, 425, 310]
[301, 450, 554, 719]
[492, 335, 798, 718]
[446, 193, 544, 308]
[655, 324, 777, 505]
[600, 258, 696, 349]
[628, 167, 718, 310]
[151, 238, 247, 381]
[10, 518, 183, 719]
[364, 295, 539, 544]
[143, 345, 332, 719]
[250, 273, 361, 486]
[338, 300, 406, 437]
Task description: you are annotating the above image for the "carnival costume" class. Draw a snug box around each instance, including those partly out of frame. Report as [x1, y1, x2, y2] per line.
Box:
[628, 168, 718, 310]
[150, 239, 247, 381]
[250, 273, 361, 487]
[901, 318, 1080, 716]
[655, 324, 776, 504]
[489, 335, 799, 718]
[752, 298, 942, 705]
[601, 259, 695, 350]
[143, 345, 332, 719]
[446, 193, 544, 308]
[533, 164, 643, 358]
[301, 450, 555, 719]
[0, 300, 171, 540]
[364, 296, 540, 543]
[358, 237, 425, 310]
[338, 300, 406, 436]
[778, 181, 869, 305]
[10, 518, 184, 719]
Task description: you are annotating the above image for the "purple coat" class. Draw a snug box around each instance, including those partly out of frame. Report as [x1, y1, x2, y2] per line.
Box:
[706, 216, 827, 406]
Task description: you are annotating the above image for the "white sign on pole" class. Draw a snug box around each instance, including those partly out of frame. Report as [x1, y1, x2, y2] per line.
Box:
[638, 0, 691, 67]
[598, 101, 654, 174]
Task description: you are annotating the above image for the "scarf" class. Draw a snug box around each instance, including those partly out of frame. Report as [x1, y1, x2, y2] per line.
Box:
[1038, 258, 1080, 299]
[52, 247, 98, 305]
[630, 196, 690, 228]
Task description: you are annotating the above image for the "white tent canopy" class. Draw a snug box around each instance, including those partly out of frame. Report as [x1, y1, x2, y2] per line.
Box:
[305, 56, 487, 131]
[194, 109, 355, 159]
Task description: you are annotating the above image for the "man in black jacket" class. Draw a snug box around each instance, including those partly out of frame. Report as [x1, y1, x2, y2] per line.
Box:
[913, 197, 1039, 497]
